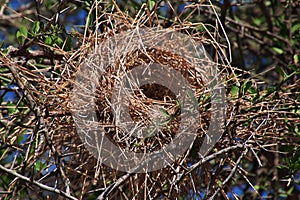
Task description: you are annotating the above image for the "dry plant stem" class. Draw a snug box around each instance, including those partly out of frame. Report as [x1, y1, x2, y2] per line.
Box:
[0, 164, 77, 200]
[167, 141, 196, 198]
[97, 173, 131, 200]
[187, 143, 244, 175]
[154, 144, 245, 199]
[0, 2, 35, 22]
[237, 166, 261, 197]
[208, 147, 248, 200]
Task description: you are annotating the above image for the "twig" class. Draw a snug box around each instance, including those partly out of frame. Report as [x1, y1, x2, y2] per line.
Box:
[208, 146, 248, 200]
[0, 164, 77, 200]
[188, 143, 244, 174]
[96, 173, 131, 200]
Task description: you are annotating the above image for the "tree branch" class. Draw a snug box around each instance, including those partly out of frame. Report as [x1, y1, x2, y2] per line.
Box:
[0, 164, 77, 200]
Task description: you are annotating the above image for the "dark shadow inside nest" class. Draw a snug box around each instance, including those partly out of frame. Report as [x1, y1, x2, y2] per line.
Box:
[94, 80, 182, 153]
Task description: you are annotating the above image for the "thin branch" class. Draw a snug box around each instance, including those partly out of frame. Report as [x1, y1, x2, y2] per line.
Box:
[0, 164, 77, 200]
[187, 143, 244, 174]
[208, 146, 248, 199]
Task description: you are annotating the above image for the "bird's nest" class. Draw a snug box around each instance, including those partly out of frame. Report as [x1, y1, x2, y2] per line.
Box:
[69, 27, 227, 173]
[1, 2, 299, 199]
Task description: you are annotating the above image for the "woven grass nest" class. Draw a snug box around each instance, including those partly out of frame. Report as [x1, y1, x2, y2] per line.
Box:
[70, 27, 226, 172]
[2, 3, 299, 199]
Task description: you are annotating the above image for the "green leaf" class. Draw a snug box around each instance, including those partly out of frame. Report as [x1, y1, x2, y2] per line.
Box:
[293, 54, 299, 64]
[16, 26, 28, 45]
[198, 93, 210, 103]
[50, 36, 64, 48]
[45, 36, 53, 46]
[197, 24, 206, 32]
[64, 36, 72, 51]
[56, 37, 64, 47]
[19, 26, 28, 38]
[50, 24, 59, 32]
[249, 87, 258, 95]
[292, 24, 300, 33]
[231, 86, 239, 98]
[16, 31, 22, 45]
[273, 47, 284, 54]
[242, 81, 252, 94]
[253, 17, 262, 26]
[266, 87, 276, 93]
[279, 193, 288, 198]
[7, 103, 17, 114]
[35, 161, 46, 171]
[7, 102, 17, 113]
[159, 108, 170, 117]
[148, 0, 155, 10]
[287, 187, 294, 195]
[216, 179, 223, 187]
[32, 21, 41, 34]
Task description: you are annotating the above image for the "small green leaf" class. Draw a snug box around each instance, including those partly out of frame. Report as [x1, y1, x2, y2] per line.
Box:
[7, 102, 17, 113]
[273, 47, 284, 54]
[32, 21, 40, 34]
[45, 36, 53, 46]
[287, 187, 294, 195]
[249, 87, 258, 94]
[16, 26, 28, 45]
[0, 67, 9, 73]
[55, 37, 64, 47]
[148, 0, 155, 10]
[197, 24, 206, 32]
[253, 18, 262, 26]
[293, 54, 299, 64]
[64, 36, 72, 51]
[242, 81, 252, 94]
[35, 161, 46, 171]
[292, 24, 300, 33]
[19, 26, 28, 38]
[216, 179, 222, 187]
[50, 24, 59, 32]
[16, 31, 22, 45]
[159, 108, 170, 117]
[231, 86, 239, 97]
